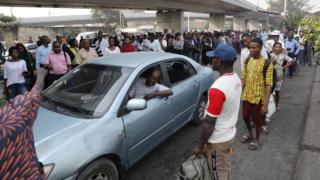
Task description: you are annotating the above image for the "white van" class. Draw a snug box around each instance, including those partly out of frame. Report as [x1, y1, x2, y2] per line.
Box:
[75, 31, 97, 42]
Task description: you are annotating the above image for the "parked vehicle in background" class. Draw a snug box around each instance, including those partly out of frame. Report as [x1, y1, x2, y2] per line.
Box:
[34, 52, 214, 180]
[24, 43, 38, 58]
[75, 31, 98, 43]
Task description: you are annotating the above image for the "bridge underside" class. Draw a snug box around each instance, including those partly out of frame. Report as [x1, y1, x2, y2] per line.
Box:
[0, 0, 257, 14]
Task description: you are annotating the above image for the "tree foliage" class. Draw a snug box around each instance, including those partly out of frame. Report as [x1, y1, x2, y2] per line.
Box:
[266, 0, 310, 12]
[300, 16, 320, 52]
[0, 13, 17, 24]
[0, 13, 19, 41]
[281, 11, 304, 30]
[266, 0, 310, 29]
[91, 9, 126, 34]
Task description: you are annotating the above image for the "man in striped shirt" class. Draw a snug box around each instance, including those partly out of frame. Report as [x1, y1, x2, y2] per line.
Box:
[241, 38, 273, 150]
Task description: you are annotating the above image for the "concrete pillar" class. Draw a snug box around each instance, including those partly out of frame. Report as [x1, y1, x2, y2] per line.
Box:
[233, 16, 246, 31]
[246, 18, 259, 31]
[209, 13, 225, 31]
[156, 10, 183, 33]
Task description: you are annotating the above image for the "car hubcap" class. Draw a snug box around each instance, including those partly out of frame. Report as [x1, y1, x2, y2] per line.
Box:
[198, 100, 206, 120]
[88, 171, 111, 180]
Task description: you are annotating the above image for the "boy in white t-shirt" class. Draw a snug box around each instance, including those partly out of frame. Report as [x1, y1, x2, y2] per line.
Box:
[196, 44, 242, 180]
[3, 46, 28, 100]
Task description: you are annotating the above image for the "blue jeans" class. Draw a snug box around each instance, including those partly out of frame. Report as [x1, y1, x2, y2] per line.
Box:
[7, 83, 27, 100]
[298, 50, 305, 66]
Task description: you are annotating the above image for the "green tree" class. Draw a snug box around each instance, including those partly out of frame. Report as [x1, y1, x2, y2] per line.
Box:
[281, 11, 304, 30]
[91, 9, 126, 34]
[266, 0, 311, 29]
[300, 16, 320, 52]
[0, 13, 19, 42]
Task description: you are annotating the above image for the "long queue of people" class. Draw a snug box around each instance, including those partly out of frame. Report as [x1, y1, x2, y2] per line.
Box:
[239, 29, 314, 151]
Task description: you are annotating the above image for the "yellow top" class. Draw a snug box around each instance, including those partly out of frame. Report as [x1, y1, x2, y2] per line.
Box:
[241, 56, 273, 104]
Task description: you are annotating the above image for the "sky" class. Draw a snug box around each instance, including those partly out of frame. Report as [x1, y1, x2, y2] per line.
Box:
[0, 0, 319, 18]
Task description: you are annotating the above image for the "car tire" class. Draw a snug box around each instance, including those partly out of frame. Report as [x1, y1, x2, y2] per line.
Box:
[191, 95, 207, 125]
[77, 158, 118, 180]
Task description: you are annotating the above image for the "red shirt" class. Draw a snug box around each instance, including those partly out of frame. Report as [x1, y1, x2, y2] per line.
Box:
[0, 86, 44, 179]
[121, 44, 136, 53]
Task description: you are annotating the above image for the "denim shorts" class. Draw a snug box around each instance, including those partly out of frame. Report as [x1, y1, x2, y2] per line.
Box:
[7, 83, 27, 100]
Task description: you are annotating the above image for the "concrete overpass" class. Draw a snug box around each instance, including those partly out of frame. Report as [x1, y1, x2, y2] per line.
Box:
[0, 0, 265, 32]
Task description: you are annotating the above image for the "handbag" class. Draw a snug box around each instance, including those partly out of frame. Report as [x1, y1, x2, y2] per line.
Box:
[177, 154, 212, 180]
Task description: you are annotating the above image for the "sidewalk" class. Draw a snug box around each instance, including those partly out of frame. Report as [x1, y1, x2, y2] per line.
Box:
[229, 60, 317, 180]
[294, 63, 320, 180]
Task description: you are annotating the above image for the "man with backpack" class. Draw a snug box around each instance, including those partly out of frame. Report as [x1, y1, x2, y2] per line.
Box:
[241, 38, 274, 151]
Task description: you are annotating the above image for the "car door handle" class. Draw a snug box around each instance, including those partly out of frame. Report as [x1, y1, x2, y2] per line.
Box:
[164, 97, 172, 104]
[193, 80, 200, 86]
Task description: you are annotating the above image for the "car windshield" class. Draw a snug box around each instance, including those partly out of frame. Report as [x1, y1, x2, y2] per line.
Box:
[42, 64, 133, 118]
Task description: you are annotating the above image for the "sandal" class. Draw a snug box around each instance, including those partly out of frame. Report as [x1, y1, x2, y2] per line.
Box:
[265, 118, 271, 125]
[262, 126, 270, 135]
[241, 135, 253, 144]
[248, 141, 261, 151]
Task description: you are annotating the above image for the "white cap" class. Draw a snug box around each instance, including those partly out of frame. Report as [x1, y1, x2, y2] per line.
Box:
[270, 30, 281, 36]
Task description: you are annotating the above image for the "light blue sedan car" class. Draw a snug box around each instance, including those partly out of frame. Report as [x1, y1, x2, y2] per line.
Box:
[34, 52, 214, 180]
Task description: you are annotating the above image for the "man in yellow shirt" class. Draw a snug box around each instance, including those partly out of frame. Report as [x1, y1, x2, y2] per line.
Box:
[241, 38, 273, 150]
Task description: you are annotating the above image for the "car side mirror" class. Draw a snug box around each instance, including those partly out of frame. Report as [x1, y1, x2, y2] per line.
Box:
[126, 99, 147, 112]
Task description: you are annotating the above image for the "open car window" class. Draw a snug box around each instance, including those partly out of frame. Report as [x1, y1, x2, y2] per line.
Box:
[42, 64, 133, 118]
[164, 60, 196, 86]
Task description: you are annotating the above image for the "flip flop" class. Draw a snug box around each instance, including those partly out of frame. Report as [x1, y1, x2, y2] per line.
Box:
[262, 126, 270, 135]
[248, 141, 261, 151]
[241, 135, 253, 144]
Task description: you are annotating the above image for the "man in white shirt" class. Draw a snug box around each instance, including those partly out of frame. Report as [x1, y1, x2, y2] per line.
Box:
[297, 30, 306, 66]
[197, 44, 242, 180]
[129, 68, 172, 100]
[264, 31, 285, 53]
[133, 34, 150, 51]
[94, 31, 109, 56]
[147, 33, 167, 53]
[240, 33, 269, 71]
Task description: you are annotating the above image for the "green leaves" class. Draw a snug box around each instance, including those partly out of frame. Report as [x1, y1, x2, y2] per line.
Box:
[300, 16, 320, 52]
[0, 14, 16, 24]
[91, 9, 125, 34]
[281, 11, 304, 30]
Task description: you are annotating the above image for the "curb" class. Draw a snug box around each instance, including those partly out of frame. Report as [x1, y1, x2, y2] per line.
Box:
[294, 65, 320, 180]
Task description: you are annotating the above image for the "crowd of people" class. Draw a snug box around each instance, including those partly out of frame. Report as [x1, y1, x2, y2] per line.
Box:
[195, 28, 315, 179]
[0, 26, 316, 180]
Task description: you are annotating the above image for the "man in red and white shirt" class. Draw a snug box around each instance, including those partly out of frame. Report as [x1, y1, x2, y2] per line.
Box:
[197, 44, 242, 180]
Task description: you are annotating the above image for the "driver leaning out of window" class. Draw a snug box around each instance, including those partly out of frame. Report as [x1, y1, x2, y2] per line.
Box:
[129, 68, 173, 100]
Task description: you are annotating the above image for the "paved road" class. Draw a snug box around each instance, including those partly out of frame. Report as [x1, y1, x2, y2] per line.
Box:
[124, 58, 317, 180]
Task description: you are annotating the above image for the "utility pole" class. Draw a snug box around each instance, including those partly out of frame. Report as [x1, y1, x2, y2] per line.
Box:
[10, 7, 13, 17]
[283, 0, 288, 16]
[119, 11, 122, 30]
[187, 12, 190, 32]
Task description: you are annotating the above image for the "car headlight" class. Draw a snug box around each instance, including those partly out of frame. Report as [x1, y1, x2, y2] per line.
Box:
[43, 163, 55, 179]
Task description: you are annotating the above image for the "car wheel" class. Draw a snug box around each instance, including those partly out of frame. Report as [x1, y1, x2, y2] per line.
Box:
[191, 95, 207, 125]
[77, 158, 118, 180]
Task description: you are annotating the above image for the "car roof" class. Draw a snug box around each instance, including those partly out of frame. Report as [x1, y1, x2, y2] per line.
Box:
[91, 52, 185, 68]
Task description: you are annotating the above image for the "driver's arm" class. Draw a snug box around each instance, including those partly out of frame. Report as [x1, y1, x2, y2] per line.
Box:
[145, 84, 173, 100]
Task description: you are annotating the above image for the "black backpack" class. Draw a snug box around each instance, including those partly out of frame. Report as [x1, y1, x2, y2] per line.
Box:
[262, 60, 277, 92]
[244, 57, 277, 92]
